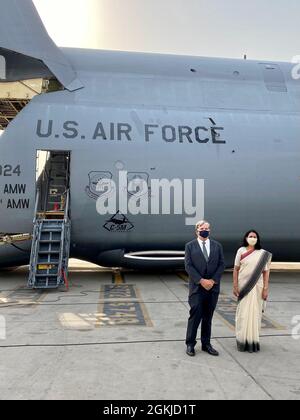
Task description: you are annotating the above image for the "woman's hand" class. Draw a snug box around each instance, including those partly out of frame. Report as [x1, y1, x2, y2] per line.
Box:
[262, 288, 269, 301]
[233, 267, 240, 298]
[233, 286, 240, 298]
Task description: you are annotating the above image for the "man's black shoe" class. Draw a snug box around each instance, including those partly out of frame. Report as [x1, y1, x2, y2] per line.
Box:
[202, 345, 219, 356]
[186, 345, 195, 356]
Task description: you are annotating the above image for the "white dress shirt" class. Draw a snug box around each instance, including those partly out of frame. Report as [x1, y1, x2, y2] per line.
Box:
[197, 238, 211, 258]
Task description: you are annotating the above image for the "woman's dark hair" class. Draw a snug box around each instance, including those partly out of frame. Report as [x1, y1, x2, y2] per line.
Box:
[243, 230, 262, 250]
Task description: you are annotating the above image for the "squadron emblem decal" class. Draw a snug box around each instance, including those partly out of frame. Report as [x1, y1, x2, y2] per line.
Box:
[85, 171, 113, 200]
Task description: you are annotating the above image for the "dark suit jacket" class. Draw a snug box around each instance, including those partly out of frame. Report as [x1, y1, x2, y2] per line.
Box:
[185, 239, 225, 297]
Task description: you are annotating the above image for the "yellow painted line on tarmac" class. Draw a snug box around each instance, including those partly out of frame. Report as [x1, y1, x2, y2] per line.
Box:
[113, 271, 125, 284]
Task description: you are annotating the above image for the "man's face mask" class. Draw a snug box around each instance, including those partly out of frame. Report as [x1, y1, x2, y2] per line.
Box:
[198, 230, 210, 239]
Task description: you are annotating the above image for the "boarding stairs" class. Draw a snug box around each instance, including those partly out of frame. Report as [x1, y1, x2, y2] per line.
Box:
[28, 152, 71, 289]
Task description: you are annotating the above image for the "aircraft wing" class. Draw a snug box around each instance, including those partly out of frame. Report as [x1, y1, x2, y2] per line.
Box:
[0, 0, 83, 91]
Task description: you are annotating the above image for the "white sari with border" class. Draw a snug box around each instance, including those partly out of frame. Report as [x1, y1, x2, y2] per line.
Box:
[234, 248, 272, 353]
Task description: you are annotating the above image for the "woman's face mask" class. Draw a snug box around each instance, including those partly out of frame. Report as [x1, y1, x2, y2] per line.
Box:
[247, 237, 257, 246]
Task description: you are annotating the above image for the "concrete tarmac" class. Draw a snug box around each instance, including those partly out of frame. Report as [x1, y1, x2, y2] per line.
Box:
[0, 261, 299, 400]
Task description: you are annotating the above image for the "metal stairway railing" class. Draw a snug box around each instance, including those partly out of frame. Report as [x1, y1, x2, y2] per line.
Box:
[28, 189, 71, 289]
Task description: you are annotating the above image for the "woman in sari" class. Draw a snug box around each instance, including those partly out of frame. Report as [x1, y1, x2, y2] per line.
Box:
[233, 230, 272, 353]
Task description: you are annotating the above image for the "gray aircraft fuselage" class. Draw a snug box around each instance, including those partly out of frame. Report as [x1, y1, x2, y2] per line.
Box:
[0, 49, 299, 268]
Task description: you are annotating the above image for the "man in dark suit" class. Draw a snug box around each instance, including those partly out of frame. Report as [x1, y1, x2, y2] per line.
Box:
[185, 220, 225, 357]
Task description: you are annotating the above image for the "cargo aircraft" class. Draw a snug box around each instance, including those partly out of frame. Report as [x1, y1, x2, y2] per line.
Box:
[0, 0, 299, 288]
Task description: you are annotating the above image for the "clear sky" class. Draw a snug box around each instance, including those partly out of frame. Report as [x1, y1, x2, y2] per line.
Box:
[33, 0, 300, 62]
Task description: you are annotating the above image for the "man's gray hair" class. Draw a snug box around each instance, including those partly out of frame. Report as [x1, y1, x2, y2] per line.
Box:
[195, 220, 211, 230]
